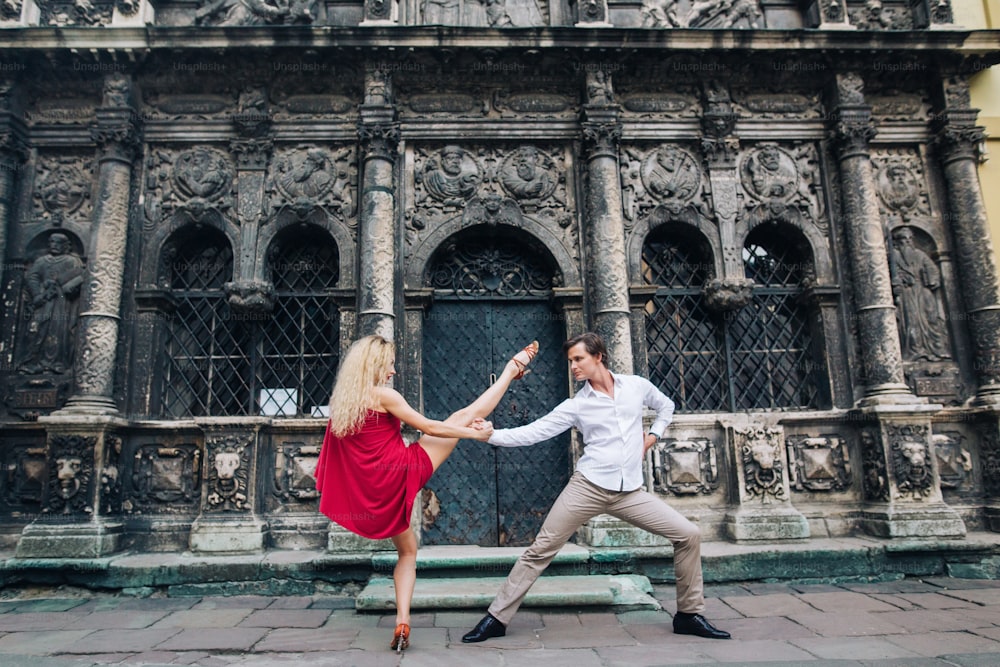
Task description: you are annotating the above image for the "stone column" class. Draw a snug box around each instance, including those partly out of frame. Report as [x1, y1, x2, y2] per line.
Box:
[60, 73, 140, 415]
[356, 68, 399, 342]
[581, 69, 632, 373]
[829, 72, 916, 407]
[933, 78, 1000, 405]
[0, 81, 28, 289]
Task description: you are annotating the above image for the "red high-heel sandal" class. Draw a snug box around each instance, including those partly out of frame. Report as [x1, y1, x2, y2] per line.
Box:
[390, 623, 410, 652]
[511, 340, 539, 380]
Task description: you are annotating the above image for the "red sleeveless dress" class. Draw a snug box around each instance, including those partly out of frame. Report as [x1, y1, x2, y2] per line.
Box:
[315, 411, 433, 540]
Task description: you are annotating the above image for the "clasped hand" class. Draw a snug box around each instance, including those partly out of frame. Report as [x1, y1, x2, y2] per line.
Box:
[469, 417, 494, 440]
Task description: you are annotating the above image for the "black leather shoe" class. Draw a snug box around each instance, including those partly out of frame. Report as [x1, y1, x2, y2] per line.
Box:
[673, 612, 731, 639]
[462, 613, 507, 643]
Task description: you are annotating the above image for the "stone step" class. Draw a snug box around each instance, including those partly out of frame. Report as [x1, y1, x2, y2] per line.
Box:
[355, 573, 661, 612]
[370, 543, 590, 575]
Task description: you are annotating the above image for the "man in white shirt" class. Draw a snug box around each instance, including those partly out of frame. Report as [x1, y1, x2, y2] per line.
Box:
[462, 332, 730, 642]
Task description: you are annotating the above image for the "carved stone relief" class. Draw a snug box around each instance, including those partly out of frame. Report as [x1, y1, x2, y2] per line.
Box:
[786, 435, 851, 492]
[143, 147, 235, 232]
[869, 94, 930, 122]
[620, 144, 709, 228]
[1, 0, 21, 21]
[736, 91, 824, 120]
[889, 226, 951, 362]
[272, 443, 320, 502]
[409, 144, 574, 252]
[2, 444, 47, 511]
[125, 444, 202, 513]
[736, 425, 786, 502]
[872, 152, 931, 223]
[39, 0, 115, 26]
[848, 0, 914, 30]
[194, 0, 317, 26]
[268, 146, 356, 225]
[738, 144, 825, 232]
[44, 435, 95, 516]
[887, 422, 933, 500]
[100, 435, 122, 515]
[205, 432, 253, 512]
[420, 0, 546, 27]
[650, 438, 719, 495]
[861, 428, 889, 502]
[32, 157, 93, 225]
[931, 432, 971, 491]
[641, 0, 763, 28]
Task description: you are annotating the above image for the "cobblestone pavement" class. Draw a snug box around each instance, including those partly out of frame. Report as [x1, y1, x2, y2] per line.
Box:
[2, 577, 1000, 666]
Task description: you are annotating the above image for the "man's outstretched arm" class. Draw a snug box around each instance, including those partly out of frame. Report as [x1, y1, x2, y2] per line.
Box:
[487, 399, 576, 448]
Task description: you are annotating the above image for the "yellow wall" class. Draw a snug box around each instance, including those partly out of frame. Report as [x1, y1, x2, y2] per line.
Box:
[965, 1, 1000, 272]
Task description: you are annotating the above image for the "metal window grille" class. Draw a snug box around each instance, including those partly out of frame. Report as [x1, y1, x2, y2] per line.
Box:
[643, 229, 819, 411]
[160, 231, 339, 418]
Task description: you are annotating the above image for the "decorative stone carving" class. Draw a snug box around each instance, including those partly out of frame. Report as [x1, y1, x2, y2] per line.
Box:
[100, 435, 122, 515]
[861, 428, 890, 502]
[931, 432, 971, 491]
[641, 0, 762, 27]
[273, 443, 319, 502]
[849, 0, 913, 30]
[174, 148, 233, 203]
[2, 445, 47, 510]
[651, 438, 719, 495]
[786, 435, 851, 492]
[195, 0, 316, 26]
[44, 435, 95, 516]
[421, 145, 482, 205]
[738, 425, 786, 502]
[702, 277, 754, 312]
[739, 144, 824, 231]
[421, 0, 545, 26]
[980, 426, 1000, 499]
[887, 423, 933, 499]
[17, 233, 85, 376]
[126, 444, 202, 512]
[890, 227, 951, 362]
[223, 280, 275, 313]
[499, 145, 558, 202]
[205, 432, 252, 512]
[40, 0, 114, 26]
[143, 148, 235, 230]
[34, 159, 92, 224]
[876, 161, 921, 217]
[1, 0, 21, 21]
[269, 146, 355, 222]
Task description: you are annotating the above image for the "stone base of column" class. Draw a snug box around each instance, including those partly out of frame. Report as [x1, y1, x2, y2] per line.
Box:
[855, 384, 926, 408]
[723, 506, 810, 542]
[326, 525, 395, 552]
[858, 504, 966, 539]
[269, 514, 329, 551]
[189, 516, 268, 554]
[15, 519, 124, 558]
[579, 515, 670, 547]
[54, 396, 121, 416]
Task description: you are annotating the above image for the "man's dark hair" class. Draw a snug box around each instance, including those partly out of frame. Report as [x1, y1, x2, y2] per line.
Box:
[563, 332, 608, 367]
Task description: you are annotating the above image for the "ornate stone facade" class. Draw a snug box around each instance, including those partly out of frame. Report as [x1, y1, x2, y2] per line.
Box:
[0, 2, 997, 556]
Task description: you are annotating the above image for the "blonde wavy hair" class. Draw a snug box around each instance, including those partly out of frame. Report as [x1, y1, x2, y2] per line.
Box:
[327, 335, 395, 436]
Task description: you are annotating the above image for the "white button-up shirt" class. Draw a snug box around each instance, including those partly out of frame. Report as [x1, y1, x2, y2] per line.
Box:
[488, 374, 675, 492]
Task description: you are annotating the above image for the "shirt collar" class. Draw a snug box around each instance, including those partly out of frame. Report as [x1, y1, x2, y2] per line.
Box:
[579, 372, 621, 397]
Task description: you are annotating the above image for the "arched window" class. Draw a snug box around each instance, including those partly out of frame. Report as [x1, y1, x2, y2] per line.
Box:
[733, 228, 819, 409]
[258, 227, 340, 418]
[643, 224, 822, 412]
[160, 230, 245, 417]
[643, 226, 726, 411]
[159, 226, 340, 418]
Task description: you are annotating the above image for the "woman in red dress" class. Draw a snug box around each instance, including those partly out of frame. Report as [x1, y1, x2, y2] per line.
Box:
[316, 334, 538, 652]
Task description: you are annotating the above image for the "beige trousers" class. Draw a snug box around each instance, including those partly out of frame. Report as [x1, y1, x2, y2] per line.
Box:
[488, 471, 705, 624]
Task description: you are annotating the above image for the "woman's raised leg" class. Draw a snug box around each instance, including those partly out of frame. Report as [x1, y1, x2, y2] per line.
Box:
[419, 342, 537, 471]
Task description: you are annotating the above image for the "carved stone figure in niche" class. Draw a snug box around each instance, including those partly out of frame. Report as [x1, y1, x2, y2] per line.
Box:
[877, 163, 919, 214]
[173, 149, 231, 201]
[890, 227, 951, 361]
[500, 146, 556, 201]
[745, 145, 797, 201]
[195, 0, 316, 25]
[642, 145, 700, 203]
[18, 234, 85, 375]
[39, 164, 89, 218]
[585, 70, 614, 106]
[422, 146, 481, 204]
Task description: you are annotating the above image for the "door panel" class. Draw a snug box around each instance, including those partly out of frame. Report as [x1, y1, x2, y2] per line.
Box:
[421, 300, 569, 546]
